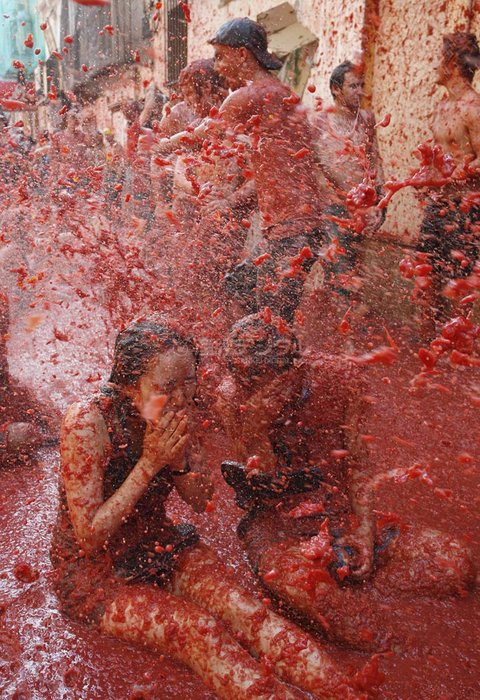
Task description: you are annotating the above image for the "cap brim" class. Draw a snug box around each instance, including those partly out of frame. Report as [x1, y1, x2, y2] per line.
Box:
[251, 47, 283, 71]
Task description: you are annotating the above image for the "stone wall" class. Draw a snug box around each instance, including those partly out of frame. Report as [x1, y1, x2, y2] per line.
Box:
[30, 1, 480, 322]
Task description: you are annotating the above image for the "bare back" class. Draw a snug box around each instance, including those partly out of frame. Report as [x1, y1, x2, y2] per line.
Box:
[432, 87, 480, 193]
[218, 76, 324, 239]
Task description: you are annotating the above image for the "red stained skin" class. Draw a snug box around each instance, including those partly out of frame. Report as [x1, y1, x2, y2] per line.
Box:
[0, 27, 479, 700]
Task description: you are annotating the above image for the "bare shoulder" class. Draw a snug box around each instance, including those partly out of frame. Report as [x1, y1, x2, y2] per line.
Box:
[222, 82, 258, 108]
[158, 102, 194, 136]
[171, 101, 194, 120]
[226, 76, 285, 106]
[62, 398, 107, 440]
[461, 88, 480, 117]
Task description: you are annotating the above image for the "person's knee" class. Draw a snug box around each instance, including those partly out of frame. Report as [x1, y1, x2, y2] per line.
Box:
[418, 529, 476, 595]
[375, 528, 476, 597]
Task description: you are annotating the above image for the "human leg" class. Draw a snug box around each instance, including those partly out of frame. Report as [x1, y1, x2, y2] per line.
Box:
[240, 510, 475, 652]
[243, 527, 396, 653]
[373, 526, 476, 597]
[101, 583, 304, 700]
[173, 543, 362, 700]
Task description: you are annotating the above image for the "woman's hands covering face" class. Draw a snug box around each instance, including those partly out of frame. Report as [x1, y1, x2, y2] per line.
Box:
[141, 410, 188, 478]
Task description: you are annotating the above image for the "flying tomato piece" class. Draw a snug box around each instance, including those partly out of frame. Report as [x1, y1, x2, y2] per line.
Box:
[179, 1, 191, 22]
[70, 0, 110, 6]
[0, 99, 28, 111]
[375, 113, 391, 128]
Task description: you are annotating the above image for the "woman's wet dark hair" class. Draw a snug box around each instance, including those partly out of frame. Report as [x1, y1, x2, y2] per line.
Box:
[108, 321, 199, 388]
[225, 313, 299, 378]
[443, 32, 480, 83]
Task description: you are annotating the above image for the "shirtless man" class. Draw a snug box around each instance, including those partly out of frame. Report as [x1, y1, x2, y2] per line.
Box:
[162, 18, 326, 323]
[218, 313, 475, 651]
[154, 60, 257, 371]
[165, 59, 255, 227]
[416, 33, 480, 332]
[312, 61, 384, 297]
[150, 62, 224, 218]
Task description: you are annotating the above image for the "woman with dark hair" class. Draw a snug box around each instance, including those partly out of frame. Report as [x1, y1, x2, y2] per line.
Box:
[51, 320, 362, 700]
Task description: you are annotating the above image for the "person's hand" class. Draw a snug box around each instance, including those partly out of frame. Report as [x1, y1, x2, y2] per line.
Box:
[6, 422, 42, 451]
[140, 410, 188, 479]
[337, 527, 375, 580]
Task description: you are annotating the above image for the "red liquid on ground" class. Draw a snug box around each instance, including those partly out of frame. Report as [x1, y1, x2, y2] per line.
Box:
[0, 119, 478, 700]
[1, 334, 478, 698]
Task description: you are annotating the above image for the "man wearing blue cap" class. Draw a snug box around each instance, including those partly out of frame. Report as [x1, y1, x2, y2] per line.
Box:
[163, 18, 326, 322]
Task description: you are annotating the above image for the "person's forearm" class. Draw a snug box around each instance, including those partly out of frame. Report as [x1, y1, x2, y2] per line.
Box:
[155, 132, 193, 156]
[85, 457, 158, 553]
[349, 468, 375, 536]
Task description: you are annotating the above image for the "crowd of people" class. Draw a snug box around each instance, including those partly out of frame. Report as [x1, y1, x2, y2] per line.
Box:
[1, 15, 479, 700]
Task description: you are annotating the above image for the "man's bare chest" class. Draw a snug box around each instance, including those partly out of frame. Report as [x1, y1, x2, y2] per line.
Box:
[432, 103, 470, 152]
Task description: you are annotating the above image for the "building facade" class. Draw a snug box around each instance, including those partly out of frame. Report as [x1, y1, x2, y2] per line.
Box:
[5, 0, 480, 308]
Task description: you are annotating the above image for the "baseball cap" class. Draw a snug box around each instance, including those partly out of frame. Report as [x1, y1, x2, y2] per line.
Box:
[209, 18, 283, 71]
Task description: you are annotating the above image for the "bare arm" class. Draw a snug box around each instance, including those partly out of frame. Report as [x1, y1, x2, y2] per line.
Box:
[464, 98, 480, 172]
[139, 84, 157, 128]
[61, 403, 188, 555]
[157, 87, 253, 155]
[202, 177, 257, 218]
[341, 375, 376, 578]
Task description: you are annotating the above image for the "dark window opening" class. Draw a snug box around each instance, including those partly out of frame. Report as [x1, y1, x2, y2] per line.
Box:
[165, 0, 188, 85]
